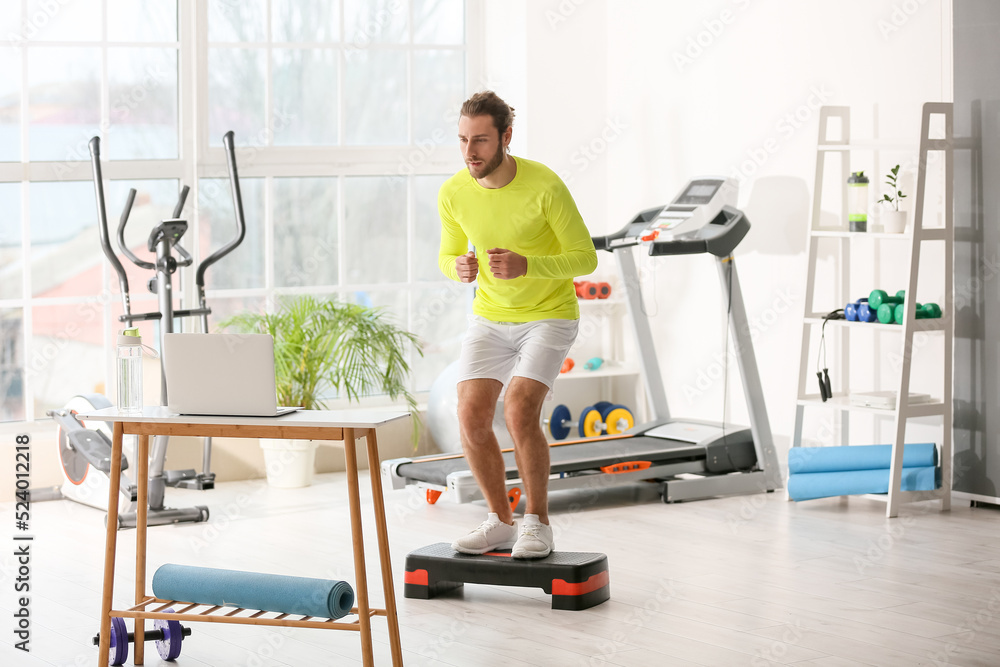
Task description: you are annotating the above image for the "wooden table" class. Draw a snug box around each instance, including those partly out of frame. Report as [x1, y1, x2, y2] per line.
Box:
[77, 406, 410, 667]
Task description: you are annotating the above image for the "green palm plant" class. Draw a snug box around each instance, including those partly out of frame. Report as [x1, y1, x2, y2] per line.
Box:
[220, 295, 422, 440]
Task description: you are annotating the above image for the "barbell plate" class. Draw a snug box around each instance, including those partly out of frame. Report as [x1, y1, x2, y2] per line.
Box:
[110, 616, 129, 666]
[580, 407, 604, 438]
[604, 406, 635, 435]
[549, 404, 572, 440]
[154, 611, 184, 661]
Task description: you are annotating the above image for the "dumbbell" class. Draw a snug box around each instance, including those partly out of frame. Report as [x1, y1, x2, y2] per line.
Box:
[545, 402, 635, 440]
[94, 613, 190, 665]
[845, 298, 869, 322]
[893, 302, 942, 324]
[846, 298, 878, 323]
[869, 289, 905, 310]
[573, 281, 612, 299]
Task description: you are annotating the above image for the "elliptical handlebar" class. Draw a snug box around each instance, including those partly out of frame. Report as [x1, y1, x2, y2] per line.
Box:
[167, 184, 195, 266]
[116, 188, 155, 270]
[172, 185, 190, 219]
[89, 137, 132, 309]
[196, 131, 247, 288]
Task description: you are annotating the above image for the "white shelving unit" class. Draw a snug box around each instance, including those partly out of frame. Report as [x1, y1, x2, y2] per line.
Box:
[551, 291, 646, 433]
[792, 103, 954, 518]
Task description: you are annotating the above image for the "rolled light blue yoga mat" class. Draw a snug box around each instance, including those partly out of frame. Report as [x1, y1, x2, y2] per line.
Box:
[152, 564, 355, 619]
[787, 465, 938, 501]
[787, 443, 936, 474]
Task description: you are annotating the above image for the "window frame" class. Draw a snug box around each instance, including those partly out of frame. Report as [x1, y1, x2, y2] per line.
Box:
[0, 0, 483, 426]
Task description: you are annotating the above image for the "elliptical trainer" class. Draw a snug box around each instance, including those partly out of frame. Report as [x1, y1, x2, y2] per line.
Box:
[39, 131, 247, 529]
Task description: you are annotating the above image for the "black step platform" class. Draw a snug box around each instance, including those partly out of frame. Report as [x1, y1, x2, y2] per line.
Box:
[403, 543, 610, 611]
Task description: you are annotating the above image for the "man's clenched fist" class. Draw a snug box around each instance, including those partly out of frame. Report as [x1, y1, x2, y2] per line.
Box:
[455, 250, 478, 283]
[487, 248, 527, 279]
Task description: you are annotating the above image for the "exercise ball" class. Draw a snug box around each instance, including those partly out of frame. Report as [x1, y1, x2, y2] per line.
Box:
[427, 361, 515, 453]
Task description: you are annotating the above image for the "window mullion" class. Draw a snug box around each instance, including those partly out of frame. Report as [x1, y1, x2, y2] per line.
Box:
[19, 179, 32, 422]
[265, 0, 274, 147]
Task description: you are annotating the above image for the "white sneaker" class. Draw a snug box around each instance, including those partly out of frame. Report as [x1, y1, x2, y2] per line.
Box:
[511, 515, 553, 559]
[451, 513, 517, 555]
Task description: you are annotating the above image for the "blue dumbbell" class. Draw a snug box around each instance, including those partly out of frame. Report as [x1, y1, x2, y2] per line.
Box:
[856, 302, 877, 323]
[844, 298, 869, 322]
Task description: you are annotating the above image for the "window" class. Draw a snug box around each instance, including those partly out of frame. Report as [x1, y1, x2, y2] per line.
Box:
[1, 0, 477, 423]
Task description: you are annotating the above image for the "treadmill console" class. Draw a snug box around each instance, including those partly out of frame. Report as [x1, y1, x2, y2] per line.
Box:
[593, 177, 749, 257]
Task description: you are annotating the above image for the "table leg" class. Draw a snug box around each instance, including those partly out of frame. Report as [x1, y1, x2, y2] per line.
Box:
[98, 422, 126, 666]
[344, 428, 374, 667]
[134, 433, 150, 664]
[366, 428, 403, 666]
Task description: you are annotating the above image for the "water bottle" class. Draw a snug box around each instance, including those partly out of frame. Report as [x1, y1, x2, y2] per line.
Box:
[847, 171, 870, 232]
[117, 328, 144, 414]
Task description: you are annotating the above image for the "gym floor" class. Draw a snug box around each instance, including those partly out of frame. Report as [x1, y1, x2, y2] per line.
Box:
[6, 472, 1000, 666]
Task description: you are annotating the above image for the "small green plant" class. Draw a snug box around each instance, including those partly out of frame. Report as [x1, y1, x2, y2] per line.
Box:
[220, 295, 423, 442]
[881, 164, 906, 211]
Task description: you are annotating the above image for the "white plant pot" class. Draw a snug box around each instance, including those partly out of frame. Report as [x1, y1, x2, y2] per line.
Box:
[260, 439, 318, 488]
[882, 209, 907, 234]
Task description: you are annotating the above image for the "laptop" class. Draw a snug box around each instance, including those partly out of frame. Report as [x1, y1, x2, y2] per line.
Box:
[163, 333, 300, 417]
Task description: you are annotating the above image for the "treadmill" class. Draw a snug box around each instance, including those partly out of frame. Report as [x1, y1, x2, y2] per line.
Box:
[382, 177, 783, 504]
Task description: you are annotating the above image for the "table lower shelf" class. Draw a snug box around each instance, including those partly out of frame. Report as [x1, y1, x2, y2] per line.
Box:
[116, 597, 387, 632]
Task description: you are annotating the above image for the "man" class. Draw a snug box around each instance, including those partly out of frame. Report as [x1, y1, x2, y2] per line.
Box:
[438, 91, 598, 559]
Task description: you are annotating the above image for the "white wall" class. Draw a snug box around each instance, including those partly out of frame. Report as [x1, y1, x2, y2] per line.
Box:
[482, 0, 952, 453]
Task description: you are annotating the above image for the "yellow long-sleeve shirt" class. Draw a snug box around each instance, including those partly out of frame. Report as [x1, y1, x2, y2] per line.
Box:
[438, 156, 598, 322]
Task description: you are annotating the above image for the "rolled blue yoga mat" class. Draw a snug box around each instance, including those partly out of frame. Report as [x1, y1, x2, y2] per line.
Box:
[787, 443, 936, 474]
[152, 564, 355, 619]
[787, 465, 938, 501]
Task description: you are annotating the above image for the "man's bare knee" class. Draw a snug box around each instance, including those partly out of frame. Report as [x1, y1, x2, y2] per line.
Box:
[504, 399, 543, 441]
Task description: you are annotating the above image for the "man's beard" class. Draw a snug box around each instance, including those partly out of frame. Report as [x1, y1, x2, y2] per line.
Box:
[468, 141, 505, 179]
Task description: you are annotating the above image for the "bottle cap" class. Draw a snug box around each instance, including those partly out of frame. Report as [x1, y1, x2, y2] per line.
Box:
[117, 328, 159, 358]
[118, 328, 142, 346]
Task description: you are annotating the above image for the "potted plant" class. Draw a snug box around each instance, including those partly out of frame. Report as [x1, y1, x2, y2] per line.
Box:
[220, 295, 422, 487]
[880, 164, 908, 234]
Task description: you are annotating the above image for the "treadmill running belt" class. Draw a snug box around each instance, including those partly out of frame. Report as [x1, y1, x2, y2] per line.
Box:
[395, 437, 705, 488]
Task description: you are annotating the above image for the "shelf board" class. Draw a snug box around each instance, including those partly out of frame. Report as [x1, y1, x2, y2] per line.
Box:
[817, 140, 914, 151]
[576, 298, 625, 309]
[803, 316, 947, 332]
[809, 228, 947, 240]
[557, 365, 639, 381]
[862, 489, 945, 503]
[797, 395, 945, 417]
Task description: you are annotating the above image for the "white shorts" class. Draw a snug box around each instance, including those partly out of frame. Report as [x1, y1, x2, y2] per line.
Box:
[456, 315, 579, 399]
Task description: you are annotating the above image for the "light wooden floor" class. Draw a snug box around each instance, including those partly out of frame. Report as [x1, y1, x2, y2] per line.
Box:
[3, 472, 1000, 666]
